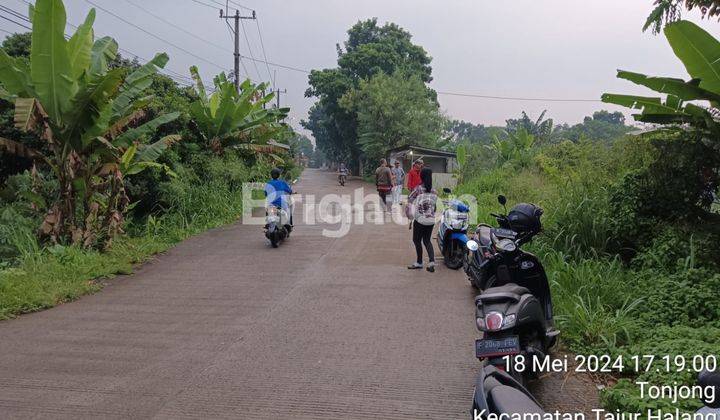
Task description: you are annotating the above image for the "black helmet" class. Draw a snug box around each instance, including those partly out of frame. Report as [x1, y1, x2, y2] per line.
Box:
[508, 203, 543, 234]
[271, 168, 281, 179]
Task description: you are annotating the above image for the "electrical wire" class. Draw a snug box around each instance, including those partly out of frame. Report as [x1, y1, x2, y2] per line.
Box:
[0, 13, 31, 31]
[120, 0, 253, 82]
[435, 91, 602, 102]
[254, 17, 275, 88]
[9, 0, 199, 88]
[239, 17, 262, 81]
[206, 0, 254, 13]
[82, 0, 227, 72]
[0, 4, 30, 23]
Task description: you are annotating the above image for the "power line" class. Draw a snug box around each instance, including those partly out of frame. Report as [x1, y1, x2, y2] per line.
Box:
[120, 0, 252, 81]
[206, 0, 254, 12]
[183, 0, 310, 75]
[82, 0, 227, 72]
[10, 0, 198, 88]
[0, 28, 14, 36]
[0, 4, 30, 23]
[238, 16, 262, 80]
[435, 91, 601, 103]
[254, 18, 274, 88]
[0, 13, 31, 31]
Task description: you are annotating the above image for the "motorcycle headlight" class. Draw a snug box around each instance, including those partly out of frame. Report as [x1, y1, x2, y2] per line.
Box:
[467, 240, 479, 252]
[497, 238, 517, 252]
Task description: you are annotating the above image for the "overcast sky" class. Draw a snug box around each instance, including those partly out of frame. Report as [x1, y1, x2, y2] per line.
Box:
[3, 0, 720, 135]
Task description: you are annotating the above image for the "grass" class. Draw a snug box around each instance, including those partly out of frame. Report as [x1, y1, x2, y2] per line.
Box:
[456, 139, 720, 412]
[0, 174, 264, 320]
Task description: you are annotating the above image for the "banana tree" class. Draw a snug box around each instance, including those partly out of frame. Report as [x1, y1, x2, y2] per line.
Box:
[188, 66, 289, 154]
[602, 20, 720, 145]
[0, 0, 179, 248]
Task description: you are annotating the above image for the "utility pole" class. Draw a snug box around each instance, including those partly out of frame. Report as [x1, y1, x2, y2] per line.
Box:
[220, 7, 256, 92]
[273, 88, 287, 109]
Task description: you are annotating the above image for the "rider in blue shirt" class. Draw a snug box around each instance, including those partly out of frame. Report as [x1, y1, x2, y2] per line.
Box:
[264, 168, 293, 223]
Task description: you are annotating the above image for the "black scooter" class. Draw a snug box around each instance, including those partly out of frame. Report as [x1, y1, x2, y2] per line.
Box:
[467, 195, 559, 385]
[472, 364, 544, 417]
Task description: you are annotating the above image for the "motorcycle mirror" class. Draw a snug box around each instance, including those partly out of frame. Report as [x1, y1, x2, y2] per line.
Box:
[497, 195, 507, 206]
[443, 187, 452, 194]
[466, 240, 479, 252]
[292, 179, 298, 185]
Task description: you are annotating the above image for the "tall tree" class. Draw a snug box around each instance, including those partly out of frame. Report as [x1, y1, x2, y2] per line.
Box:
[304, 18, 434, 170]
[340, 71, 445, 164]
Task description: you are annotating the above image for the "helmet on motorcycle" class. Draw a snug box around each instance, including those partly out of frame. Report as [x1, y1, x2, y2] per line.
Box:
[271, 168, 281, 179]
[507, 203, 543, 234]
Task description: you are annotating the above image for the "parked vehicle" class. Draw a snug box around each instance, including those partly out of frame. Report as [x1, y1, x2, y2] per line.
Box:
[697, 370, 720, 417]
[338, 173, 347, 186]
[265, 180, 297, 248]
[437, 188, 470, 269]
[472, 364, 544, 417]
[467, 195, 559, 385]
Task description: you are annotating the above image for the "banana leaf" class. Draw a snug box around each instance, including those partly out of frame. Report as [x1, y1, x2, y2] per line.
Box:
[665, 20, 720, 94]
[113, 112, 180, 148]
[65, 69, 124, 150]
[30, 0, 76, 122]
[134, 134, 181, 162]
[616, 70, 720, 103]
[0, 49, 33, 97]
[112, 53, 169, 119]
[89, 36, 118, 78]
[66, 9, 95, 79]
[190, 65, 207, 104]
[601, 94, 688, 115]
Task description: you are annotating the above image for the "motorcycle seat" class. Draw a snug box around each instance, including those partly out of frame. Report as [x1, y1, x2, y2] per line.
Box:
[489, 385, 545, 414]
[478, 284, 530, 303]
[476, 225, 492, 247]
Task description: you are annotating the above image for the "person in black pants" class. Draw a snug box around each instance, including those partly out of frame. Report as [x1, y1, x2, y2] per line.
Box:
[407, 168, 438, 272]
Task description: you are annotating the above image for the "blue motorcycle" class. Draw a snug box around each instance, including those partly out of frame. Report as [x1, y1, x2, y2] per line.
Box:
[437, 189, 470, 269]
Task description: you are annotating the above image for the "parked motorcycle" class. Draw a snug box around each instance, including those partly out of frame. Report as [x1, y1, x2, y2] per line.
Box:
[467, 195, 559, 385]
[437, 188, 470, 269]
[338, 173, 347, 186]
[264, 180, 297, 248]
[472, 364, 544, 417]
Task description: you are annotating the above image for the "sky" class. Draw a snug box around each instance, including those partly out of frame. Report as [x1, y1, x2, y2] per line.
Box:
[3, 0, 720, 136]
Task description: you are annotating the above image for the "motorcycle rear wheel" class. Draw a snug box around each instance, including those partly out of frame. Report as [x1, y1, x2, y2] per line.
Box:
[444, 242, 465, 270]
[270, 231, 280, 248]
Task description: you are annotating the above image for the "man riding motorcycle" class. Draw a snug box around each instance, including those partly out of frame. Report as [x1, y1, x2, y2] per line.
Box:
[264, 168, 293, 226]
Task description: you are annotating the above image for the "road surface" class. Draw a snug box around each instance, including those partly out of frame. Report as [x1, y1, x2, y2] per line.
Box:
[0, 169, 480, 419]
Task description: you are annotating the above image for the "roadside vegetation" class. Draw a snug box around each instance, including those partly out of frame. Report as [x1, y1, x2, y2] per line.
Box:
[0, 0, 302, 319]
[454, 16, 720, 415]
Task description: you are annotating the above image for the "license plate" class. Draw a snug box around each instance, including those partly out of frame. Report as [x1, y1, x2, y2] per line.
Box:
[475, 336, 520, 358]
[456, 213, 468, 220]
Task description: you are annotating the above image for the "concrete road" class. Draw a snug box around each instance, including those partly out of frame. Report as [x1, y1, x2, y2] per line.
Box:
[0, 169, 480, 419]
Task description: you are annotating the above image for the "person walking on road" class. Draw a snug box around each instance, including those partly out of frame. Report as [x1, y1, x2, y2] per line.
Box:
[406, 159, 423, 192]
[391, 160, 405, 205]
[407, 167, 438, 272]
[375, 158, 393, 212]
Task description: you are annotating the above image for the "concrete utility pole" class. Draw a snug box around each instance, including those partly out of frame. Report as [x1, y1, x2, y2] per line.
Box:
[220, 8, 256, 92]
